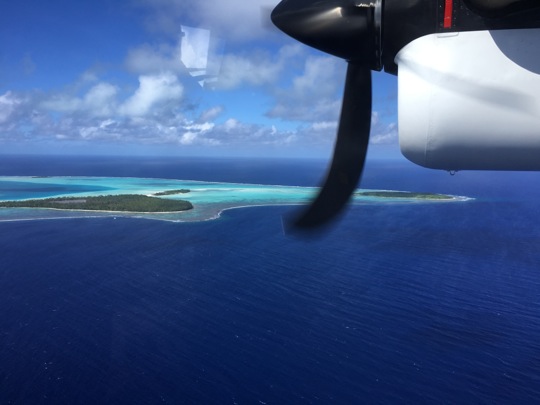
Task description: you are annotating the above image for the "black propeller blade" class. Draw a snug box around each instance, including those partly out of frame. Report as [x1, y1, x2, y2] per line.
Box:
[271, 0, 380, 229]
[294, 63, 371, 229]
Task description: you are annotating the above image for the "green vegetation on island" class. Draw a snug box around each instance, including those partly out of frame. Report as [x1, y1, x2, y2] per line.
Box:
[152, 189, 190, 196]
[0, 194, 193, 212]
[355, 191, 454, 200]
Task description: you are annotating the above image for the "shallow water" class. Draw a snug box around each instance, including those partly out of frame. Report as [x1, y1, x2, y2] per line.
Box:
[0, 175, 468, 222]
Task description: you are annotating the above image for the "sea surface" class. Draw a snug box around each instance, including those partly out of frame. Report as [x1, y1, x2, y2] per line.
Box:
[0, 154, 540, 404]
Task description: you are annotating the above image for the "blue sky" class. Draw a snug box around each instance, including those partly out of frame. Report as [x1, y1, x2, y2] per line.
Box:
[0, 0, 401, 159]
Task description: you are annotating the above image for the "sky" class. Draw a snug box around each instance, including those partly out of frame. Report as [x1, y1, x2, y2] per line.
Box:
[0, 0, 401, 159]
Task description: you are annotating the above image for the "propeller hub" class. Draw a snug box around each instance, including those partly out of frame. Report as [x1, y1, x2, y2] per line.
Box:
[272, 0, 381, 69]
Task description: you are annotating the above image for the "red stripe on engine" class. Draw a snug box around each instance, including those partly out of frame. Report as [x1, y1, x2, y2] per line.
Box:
[443, 0, 453, 28]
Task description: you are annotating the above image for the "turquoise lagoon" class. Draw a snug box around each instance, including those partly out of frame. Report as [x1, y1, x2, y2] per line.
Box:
[0, 176, 469, 222]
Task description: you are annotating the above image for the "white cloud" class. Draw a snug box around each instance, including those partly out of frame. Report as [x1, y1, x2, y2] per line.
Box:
[371, 130, 397, 144]
[79, 126, 98, 139]
[198, 106, 223, 122]
[1, 1, 397, 156]
[126, 33, 301, 90]
[80, 70, 99, 83]
[99, 119, 115, 129]
[0, 86, 337, 153]
[83, 83, 119, 116]
[215, 44, 301, 90]
[370, 112, 398, 144]
[0, 91, 22, 123]
[118, 72, 184, 116]
[180, 132, 197, 145]
[205, 118, 298, 146]
[292, 57, 342, 96]
[42, 96, 79, 113]
[267, 56, 346, 122]
[42, 82, 118, 117]
[186, 122, 214, 132]
[125, 43, 183, 75]
[214, 52, 277, 90]
[312, 121, 338, 132]
[223, 118, 239, 131]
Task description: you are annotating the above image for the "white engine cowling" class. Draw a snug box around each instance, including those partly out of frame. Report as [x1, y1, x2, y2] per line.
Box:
[396, 29, 540, 171]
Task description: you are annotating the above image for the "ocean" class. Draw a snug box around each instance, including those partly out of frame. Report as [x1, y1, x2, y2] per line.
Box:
[0, 155, 539, 404]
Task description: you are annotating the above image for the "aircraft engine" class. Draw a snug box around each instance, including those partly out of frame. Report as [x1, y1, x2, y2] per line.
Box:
[271, 0, 540, 228]
[397, 29, 540, 171]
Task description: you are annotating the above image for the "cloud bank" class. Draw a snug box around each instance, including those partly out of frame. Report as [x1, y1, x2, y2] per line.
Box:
[0, 0, 398, 157]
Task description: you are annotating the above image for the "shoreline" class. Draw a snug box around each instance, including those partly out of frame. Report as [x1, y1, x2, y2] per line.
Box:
[0, 195, 474, 224]
[0, 175, 473, 223]
[0, 194, 193, 213]
[0, 206, 193, 215]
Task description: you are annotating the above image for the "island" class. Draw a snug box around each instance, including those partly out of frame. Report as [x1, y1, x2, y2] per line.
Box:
[0, 176, 471, 223]
[152, 189, 190, 196]
[355, 191, 456, 200]
[0, 195, 193, 213]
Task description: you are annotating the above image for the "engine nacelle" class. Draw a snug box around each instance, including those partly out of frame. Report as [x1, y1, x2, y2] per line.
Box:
[396, 29, 540, 171]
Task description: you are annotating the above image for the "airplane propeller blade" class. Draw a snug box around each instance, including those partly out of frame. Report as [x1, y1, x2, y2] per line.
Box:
[271, 0, 379, 229]
[294, 63, 371, 229]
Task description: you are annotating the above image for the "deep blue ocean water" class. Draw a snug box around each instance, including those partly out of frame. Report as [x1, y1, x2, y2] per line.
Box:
[1, 155, 540, 404]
